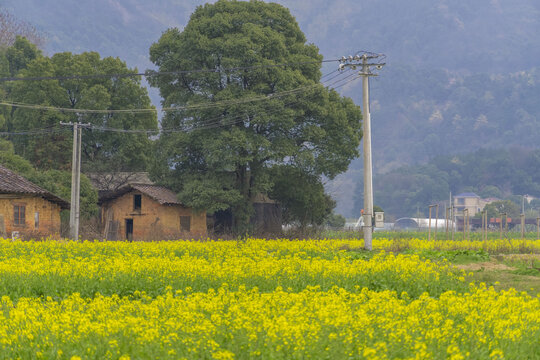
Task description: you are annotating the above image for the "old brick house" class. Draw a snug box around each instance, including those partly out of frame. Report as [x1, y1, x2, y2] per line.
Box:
[99, 183, 206, 240]
[0, 165, 69, 238]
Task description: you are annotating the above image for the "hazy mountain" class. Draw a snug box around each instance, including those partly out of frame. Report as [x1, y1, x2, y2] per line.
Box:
[3, 0, 540, 217]
[4, 0, 539, 73]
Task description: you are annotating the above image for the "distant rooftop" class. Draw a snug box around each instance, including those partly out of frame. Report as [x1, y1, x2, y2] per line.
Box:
[98, 183, 181, 206]
[0, 165, 70, 209]
[455, 192, 480, 198]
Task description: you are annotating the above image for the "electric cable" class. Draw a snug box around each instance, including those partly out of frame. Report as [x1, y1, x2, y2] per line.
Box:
[0, 76, 345, 115]
[0, 58, 340, 83]
[0, 68, 358, 136]
[91, 72, 361, 134]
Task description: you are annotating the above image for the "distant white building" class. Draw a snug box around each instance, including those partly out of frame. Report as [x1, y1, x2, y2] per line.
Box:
[394, 217, 455, 231]
[524, 194, 536, 204]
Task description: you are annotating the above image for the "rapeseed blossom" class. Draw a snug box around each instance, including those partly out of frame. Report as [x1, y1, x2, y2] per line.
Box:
[0, 238, 538, 359]
[0, 285, 538, 359]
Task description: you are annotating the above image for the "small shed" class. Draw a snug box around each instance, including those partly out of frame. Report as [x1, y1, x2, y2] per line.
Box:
[99, 183, 206, 240]
[0, 165, 69, 238]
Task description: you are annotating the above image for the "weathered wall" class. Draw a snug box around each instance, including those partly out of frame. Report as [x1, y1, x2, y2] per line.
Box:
[454, 197, 482, 216]
[101, 190, 206, 240]
[0, 195, 62, 238]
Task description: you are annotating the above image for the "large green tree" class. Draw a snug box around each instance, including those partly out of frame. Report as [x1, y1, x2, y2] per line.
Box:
[149, 0, 362, 233]
[7, 51, 157, 172]
[269, 165, 335, 228]
[483, 200, 521, 221]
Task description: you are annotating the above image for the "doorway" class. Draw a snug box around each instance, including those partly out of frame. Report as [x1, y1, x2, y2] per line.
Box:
[125, 219, 133, 241]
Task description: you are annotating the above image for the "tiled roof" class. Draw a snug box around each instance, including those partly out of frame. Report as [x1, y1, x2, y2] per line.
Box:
[0, 165, 70, 209]
[99, 183, 182, 205]
[131, 184, 181, 205]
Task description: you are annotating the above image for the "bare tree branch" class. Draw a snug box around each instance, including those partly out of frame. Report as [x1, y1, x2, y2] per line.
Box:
[0, 9, 45, 48]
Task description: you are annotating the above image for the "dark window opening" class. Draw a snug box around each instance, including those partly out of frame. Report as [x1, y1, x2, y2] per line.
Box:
[180, 216, 191, 232]
[13, 205, 25, 226]
[134, 194, 142, 211]
[35, 212, 39, 229]
[125, 219, 133, 241]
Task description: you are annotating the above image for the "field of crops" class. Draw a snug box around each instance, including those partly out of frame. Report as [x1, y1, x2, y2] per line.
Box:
[0, 238, 539, 359]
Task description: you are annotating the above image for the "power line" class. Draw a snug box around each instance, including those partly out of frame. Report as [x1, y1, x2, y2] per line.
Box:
[0, 68, 355, 117]
[0, 76, 347, 115]
[0, 127, 67, 136]
[0, 59, 340, 83]
[90, 73, 361, 134]
[0, 69, 359, 136]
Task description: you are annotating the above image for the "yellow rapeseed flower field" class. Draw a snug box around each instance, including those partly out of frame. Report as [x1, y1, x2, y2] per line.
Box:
[0, 238, 538, 359]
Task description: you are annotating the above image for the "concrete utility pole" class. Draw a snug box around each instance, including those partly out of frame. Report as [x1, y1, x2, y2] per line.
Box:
[60, 120, 91, 240]
[339, 53, 385, 250]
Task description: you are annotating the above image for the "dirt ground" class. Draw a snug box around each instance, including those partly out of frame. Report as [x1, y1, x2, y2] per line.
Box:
[455, 254, 540, 295]
[456, 262, 516, 271]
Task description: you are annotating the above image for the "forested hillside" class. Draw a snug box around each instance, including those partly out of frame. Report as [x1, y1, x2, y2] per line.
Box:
[367, 66, 540, 172]
[4, 0, 539, 73]
[2, 0, 540, 217]
[361, 148, 540, 219]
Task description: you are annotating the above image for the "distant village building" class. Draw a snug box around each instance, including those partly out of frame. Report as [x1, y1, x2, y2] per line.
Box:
[97, 183, 206, 240]
[209, 194, 282, 236]
[453, 192, 483, 216]
[0, 165, 69, 238]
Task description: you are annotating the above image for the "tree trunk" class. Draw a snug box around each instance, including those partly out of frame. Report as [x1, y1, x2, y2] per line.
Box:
[232, 165, 254, 235]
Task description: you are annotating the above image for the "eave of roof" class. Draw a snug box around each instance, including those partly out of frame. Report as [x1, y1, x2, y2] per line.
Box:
[98, 183, 181, 206]
[0, 165, 70, 209]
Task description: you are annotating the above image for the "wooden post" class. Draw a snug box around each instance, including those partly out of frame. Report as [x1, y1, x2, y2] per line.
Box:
[463, 208, 468, 241]
[537, 216, 540, 240]
[445, 207, 450, 240]
[482, 210, 488, 248]
[467, 209, 471, 241]
[484, 211, 488, 242]
[499, 213, 503, 240]
[521, 213, 525, 240]
[481, 210, 485, 241]
[451, 205, 455, 241]
[435, 204, 439, 241]
[428, 206, 432, 241]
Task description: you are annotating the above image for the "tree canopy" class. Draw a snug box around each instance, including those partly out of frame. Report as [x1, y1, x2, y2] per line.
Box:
[149, 0, 362, 233]
[482, 200, 521, 221]
[0, 37, 152, 228]
[4, 42, 157, 173]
